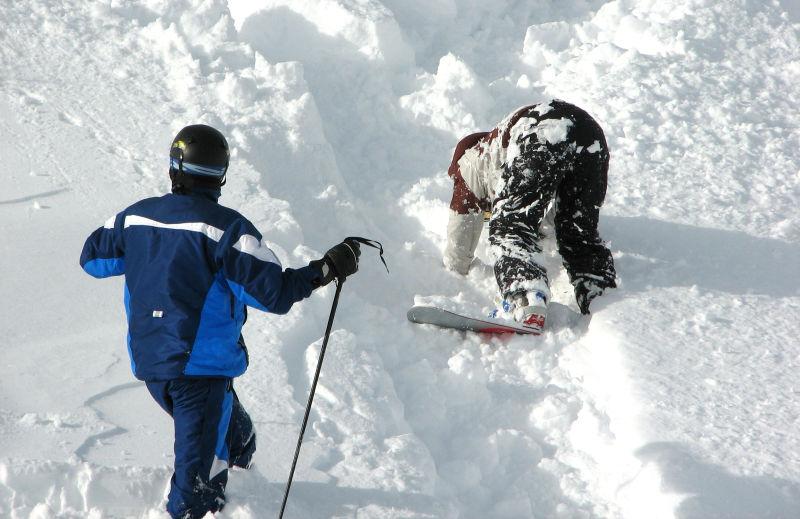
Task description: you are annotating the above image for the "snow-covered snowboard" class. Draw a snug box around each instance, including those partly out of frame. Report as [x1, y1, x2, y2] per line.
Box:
[407, 305, 542, 335]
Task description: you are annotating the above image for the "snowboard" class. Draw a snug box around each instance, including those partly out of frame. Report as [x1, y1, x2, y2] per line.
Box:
[407, 305, 542, 335]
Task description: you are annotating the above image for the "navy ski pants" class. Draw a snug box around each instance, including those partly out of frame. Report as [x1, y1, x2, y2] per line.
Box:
[146, 378, 256, 519]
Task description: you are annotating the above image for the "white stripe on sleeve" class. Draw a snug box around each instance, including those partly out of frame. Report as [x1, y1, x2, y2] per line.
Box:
[233, 234, 282, 266]
[103, 215, 116, 229]
[209, 455, 228, 480]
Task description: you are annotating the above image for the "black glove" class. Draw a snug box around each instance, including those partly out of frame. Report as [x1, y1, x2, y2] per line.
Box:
[574, 278, 604, 315]
[310, 239, 361, 287]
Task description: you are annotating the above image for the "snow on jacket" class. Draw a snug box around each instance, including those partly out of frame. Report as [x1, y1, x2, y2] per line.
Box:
[443, 100, 615, 287]
[444, 103, 550, 273]
[80, 192, 320, 382]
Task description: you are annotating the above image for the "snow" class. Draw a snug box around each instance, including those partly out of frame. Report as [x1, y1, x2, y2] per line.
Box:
[2, 0, 800, 518]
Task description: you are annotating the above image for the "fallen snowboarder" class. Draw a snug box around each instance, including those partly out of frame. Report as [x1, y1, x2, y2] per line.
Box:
[442, 99, 617, 332]
[79, 124, 361, 519]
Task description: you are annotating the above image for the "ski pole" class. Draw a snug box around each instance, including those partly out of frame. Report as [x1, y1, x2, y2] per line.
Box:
[278, 277, 345, 519]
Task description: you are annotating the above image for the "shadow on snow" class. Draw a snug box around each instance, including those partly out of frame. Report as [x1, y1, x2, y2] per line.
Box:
[637, 442, 800, 519]
[604, 216, 800, 298]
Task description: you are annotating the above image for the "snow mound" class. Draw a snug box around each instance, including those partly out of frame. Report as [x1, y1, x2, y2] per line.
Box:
[1, 0, 799, 517]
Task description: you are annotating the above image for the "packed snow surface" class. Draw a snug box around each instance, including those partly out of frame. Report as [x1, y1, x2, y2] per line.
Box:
[2, 0, 800, 517]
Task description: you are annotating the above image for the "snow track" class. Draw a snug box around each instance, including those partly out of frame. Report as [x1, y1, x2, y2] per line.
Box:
[1, 0, 799, 517]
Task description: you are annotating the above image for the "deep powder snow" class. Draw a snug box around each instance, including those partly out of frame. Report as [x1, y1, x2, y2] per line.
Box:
[1, 0, 799, 518]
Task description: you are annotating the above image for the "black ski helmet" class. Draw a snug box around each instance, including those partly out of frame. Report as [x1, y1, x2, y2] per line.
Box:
[169, 124, 230, 189]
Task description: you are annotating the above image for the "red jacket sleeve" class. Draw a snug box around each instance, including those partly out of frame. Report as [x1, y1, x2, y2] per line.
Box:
[448, 132, 490, 215]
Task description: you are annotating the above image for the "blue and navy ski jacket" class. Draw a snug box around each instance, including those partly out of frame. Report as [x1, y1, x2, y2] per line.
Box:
[80, 192, 321, 382]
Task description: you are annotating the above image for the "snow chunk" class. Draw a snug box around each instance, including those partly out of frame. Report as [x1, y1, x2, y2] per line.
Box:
[534, 117, 573, 145]
[400, 53, 491, 135]
[586, 140, 602, 153]
[522, 21, 575, 74]
[589, 1, 688, 56]
[533, 101, 554, 117]
[228, 0, 414, 68]
[316, 184, 338, 199]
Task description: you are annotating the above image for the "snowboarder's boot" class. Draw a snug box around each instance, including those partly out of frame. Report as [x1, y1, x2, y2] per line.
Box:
[512, 291, 547, 332]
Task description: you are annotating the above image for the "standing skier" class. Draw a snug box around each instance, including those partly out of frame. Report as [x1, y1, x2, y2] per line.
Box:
[80, 124, 360, 518]
[444, 100, 616, 330]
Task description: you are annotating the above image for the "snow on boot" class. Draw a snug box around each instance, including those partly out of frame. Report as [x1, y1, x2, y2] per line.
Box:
[488, 298, 515, 320]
